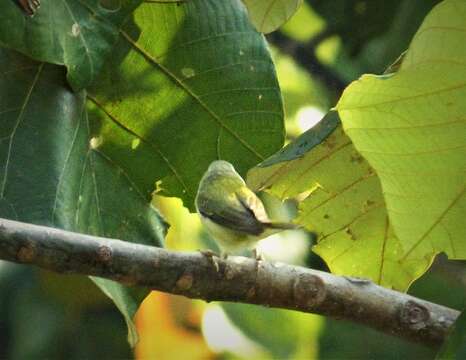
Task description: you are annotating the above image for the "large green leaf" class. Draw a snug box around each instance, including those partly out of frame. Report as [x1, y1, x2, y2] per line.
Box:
[336, 0, 466, 267]
[248, 0, 466, 290]
[241, 0, 303, 34]
[0, 0, 142, 90]
[248, 113, 425, 290]
[88, 0, 285, 210]
[0, 48, 167, 345]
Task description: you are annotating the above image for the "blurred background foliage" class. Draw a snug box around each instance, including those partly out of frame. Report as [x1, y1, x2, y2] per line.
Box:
[1, 0, 464, 359]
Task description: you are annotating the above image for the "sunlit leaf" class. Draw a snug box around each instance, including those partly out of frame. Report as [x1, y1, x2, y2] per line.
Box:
[89, 0, 285, 210]
[0, 0, 142, 90]
[0, 48, 167, 346]
[336, 0, 466, 268]
[152, 196, 203, 251]
[249, 0, 466, 290]
[241, 0, 303, 34]
[248, 113, 426, 290]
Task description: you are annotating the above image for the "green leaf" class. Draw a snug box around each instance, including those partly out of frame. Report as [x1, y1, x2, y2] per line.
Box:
[258, 110, 339, 166]
[248, 113, 426, 290]
[241, 0, 303, 34]
[336, 0, 466, 268]
[437, 309, 466, 360]
[88, 0, 285, 210]
[249, 0, 465, 291]
[0, 48, 167, 346]
[0, 0, 143, 90]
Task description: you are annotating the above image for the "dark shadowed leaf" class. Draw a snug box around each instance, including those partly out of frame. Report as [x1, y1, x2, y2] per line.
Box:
[0, 48, 167, 345]
[0, 0, 143, 90]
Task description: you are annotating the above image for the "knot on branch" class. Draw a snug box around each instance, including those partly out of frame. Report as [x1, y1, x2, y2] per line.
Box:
[97, 245, 113, 263]
[17, 242, 36, 263]
[293, 273, 326, 309]
[400, 300, 430, 330]
[176, 272, 194, 291]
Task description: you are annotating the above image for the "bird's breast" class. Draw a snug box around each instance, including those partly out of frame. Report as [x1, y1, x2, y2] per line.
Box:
[199, 215, 258, 253]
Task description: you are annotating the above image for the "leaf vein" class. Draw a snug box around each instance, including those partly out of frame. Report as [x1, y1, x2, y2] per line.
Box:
[87, 95, 190, 196]
[400, 185, 465, 262]
[1, 64, 43, 198]
[120, 30, 265, 160]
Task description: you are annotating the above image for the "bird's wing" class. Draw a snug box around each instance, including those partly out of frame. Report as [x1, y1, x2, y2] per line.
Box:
[234, 186, 271, 223]
[197, 188, 265, 236]
[235, 188, 299, 230]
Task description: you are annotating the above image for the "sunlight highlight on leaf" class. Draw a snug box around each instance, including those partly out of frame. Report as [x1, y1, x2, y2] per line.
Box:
[89, 0, 285, 210]
[336, 0, 466, 266]
[248, 115, 427, 290]
[249, 0, 466, 291]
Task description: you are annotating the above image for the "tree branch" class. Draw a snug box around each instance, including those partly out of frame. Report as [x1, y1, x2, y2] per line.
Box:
[0, 218, 459, 348]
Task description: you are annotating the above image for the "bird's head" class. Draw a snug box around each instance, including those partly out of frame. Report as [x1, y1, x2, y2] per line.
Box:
[206, 160, 237, 175]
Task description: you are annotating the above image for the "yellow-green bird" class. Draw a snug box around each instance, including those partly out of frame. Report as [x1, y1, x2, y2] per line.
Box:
[196, 160, 298, 256]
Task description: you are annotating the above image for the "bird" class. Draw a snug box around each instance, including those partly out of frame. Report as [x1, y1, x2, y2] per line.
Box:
[195, 160, 298, 259]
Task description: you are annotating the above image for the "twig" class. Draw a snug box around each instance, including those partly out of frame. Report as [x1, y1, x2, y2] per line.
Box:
[266, 31, 347, 99]
[0, 218, 459, 348]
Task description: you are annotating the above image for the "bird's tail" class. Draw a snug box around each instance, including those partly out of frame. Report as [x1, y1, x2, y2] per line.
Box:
[265, 222, 301, 230]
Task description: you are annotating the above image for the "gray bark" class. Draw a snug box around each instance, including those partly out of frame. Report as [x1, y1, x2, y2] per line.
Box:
[0, 218, 459, 348]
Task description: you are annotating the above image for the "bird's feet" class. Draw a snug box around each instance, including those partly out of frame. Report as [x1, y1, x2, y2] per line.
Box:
[252, 248, 263, 272]
[252, 248, 263, 261]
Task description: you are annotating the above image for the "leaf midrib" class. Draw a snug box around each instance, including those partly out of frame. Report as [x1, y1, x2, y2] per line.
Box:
[1, 63, 43, 198]
[120, 30, 266, 161]
[87, 95, 190, 196]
